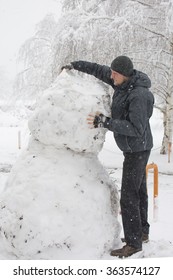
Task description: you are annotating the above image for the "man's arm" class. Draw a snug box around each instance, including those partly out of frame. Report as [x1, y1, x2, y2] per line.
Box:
[88, 94, 149, 138]
[63, 60, 114, 88]
[105, 95, 149, 137]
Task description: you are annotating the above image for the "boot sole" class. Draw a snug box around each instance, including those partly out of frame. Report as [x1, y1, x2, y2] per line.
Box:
[118, 249, 142, 258]
[111, 248, 142, 258]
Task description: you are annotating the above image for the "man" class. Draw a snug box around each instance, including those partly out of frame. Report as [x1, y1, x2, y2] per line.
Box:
[62, 56, 154, 258]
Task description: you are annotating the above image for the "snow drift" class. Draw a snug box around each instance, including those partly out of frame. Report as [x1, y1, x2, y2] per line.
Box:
[0, 71, 120, 259]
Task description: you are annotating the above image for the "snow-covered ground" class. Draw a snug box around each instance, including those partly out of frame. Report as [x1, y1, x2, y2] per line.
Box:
[0, 106, 173, 260]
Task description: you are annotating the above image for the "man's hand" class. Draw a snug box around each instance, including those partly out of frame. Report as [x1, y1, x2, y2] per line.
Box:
[61, 64, 73, 71]
[87, 112, 108, 128]
[87, 113, 96, 129]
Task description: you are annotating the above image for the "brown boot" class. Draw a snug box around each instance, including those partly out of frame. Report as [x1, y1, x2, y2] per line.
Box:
[142, 233, 149, 243]
[121, 233, 149, 243]
[110, 245, 142, 258]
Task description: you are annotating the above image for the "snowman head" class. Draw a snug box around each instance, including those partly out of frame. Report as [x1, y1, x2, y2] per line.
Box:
[29, 72, 110, 154]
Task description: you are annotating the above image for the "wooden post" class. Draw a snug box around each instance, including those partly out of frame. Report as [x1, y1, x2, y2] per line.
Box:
[146, 162, 159, 221]
[146, 163, 158, 198]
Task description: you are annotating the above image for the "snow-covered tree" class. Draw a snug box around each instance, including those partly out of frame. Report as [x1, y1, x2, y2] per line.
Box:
[0, 67, 13, 111]
[14, 14, 58, 105]
[125, 0, 173, 154]
[15, 0, 173, 154]
[157, 0, 173, 155]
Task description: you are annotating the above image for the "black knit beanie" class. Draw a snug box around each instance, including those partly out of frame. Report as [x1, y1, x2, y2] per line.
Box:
[111, 56, 133, 77]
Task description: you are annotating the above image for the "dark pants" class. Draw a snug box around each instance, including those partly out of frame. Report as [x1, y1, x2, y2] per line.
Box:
[120, 150, 150, 249]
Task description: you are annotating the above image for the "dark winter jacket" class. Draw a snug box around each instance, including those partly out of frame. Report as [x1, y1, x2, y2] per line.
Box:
[71, 61, 154, 153]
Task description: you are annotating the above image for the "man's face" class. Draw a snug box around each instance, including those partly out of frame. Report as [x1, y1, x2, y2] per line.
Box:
[111, 70, 128, 86]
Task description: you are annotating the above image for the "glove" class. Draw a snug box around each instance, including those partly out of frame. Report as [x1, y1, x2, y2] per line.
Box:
[93, 113, 110, 128]
[61, 64, 73, 71]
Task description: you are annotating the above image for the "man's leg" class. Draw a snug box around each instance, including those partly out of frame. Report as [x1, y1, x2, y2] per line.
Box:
[120, 150, 150, 249]
[139, 171, 150, 236]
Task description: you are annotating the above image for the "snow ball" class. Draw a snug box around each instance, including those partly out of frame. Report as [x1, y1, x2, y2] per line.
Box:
[28, 71, 111, 154]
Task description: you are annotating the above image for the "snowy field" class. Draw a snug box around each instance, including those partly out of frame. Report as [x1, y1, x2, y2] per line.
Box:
[0, 107, 173, 260]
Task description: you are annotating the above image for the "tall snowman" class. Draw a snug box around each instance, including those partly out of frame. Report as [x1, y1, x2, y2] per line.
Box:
[0, 71, 120, 259]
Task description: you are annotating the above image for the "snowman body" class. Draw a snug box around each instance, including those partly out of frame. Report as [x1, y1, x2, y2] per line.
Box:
[0, 72, 120, 259]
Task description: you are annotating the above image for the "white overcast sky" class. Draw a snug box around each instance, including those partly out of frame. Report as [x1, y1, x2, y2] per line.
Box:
[0, 0, 61, 78]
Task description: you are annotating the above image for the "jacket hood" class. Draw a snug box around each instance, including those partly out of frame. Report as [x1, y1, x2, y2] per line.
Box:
[117, 70, 151, 91]
[133, 70, 151, 88]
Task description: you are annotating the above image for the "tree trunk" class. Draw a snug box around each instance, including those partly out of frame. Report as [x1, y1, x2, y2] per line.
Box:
[167, 94, 173, 162]
[160, 109, 168, 154]
[160, 86, 173, 159]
